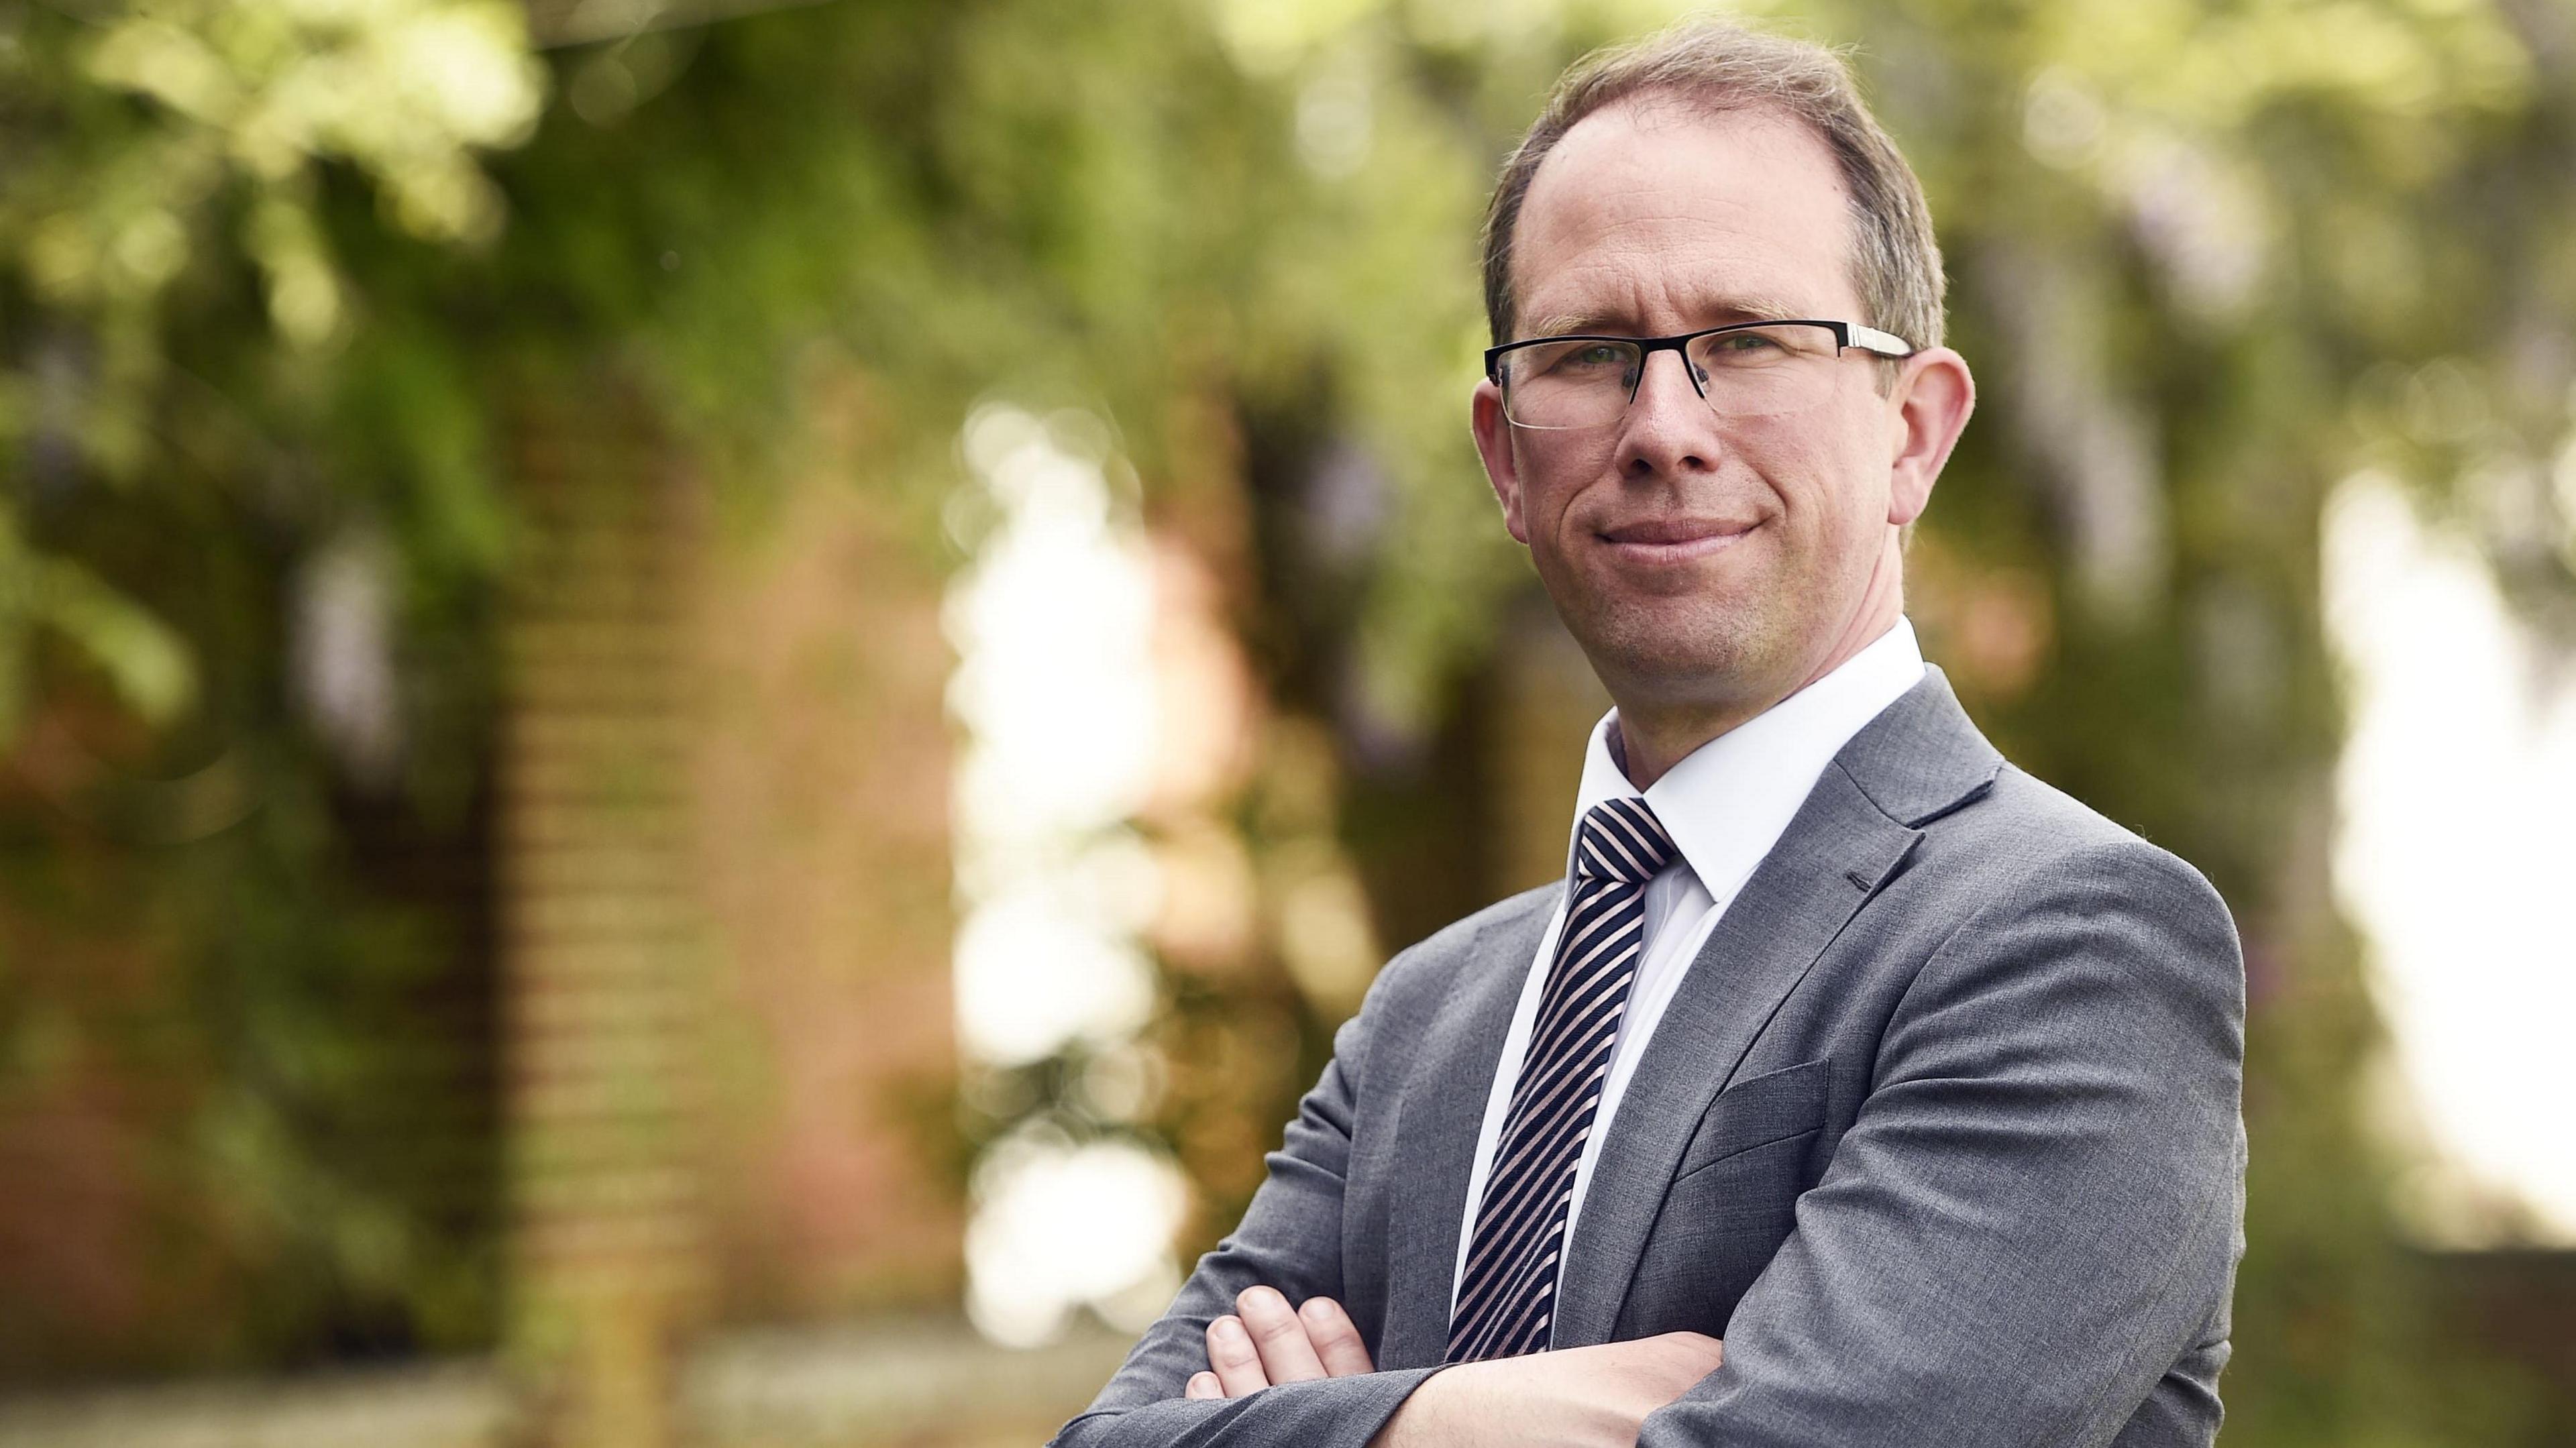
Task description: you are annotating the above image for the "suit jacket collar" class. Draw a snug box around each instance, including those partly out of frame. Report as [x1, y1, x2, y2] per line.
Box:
[1833, 663, 2006, 828]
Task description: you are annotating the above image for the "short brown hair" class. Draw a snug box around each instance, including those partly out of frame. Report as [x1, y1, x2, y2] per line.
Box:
[1481, 20, 1945, 353]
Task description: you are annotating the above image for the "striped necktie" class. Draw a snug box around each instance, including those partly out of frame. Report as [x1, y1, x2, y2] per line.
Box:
[1447, 795, 1680, 1362]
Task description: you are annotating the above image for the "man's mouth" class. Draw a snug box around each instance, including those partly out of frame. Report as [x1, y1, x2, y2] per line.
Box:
[1595, 518, 1759, 563]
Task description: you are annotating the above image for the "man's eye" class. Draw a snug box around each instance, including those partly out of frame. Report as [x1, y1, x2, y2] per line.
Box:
[1553, 345, 1628, 371]
[1711, 331, 1781, 353]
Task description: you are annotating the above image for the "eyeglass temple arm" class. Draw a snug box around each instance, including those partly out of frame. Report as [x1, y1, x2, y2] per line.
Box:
[1845, 323, 1916, 357]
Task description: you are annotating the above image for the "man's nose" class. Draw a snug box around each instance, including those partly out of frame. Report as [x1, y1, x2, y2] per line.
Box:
[1617, 347, 1718, 477]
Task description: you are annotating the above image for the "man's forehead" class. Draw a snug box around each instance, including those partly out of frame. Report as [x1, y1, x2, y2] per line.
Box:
[1523, 286, 1815, 338]
[1509, 96, 1858, 333]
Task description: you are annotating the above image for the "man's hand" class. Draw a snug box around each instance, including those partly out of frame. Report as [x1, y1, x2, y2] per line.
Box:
[1368, 1331, 1725, 1448]
[1183, 1287, 1375, 1398]
[1176, 1286, 1722, 1448]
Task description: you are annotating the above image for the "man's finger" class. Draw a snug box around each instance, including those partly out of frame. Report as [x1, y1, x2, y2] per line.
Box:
[1185, 1372, 1222, 1400]
[1205, 1315, 1270, 1397]
[1297, 1296, 1374, 1376]
[1235, 1286, 1330, 1384]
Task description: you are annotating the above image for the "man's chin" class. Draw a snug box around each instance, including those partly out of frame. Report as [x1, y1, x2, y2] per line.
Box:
[1566, 606, 1770, 697]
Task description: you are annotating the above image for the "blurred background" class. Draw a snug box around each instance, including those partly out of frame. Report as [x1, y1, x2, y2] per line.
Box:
[2, 0, 2573, 1445]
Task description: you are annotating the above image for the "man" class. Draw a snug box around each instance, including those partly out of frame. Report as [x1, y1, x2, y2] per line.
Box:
[1054, 19, 2244, 1448]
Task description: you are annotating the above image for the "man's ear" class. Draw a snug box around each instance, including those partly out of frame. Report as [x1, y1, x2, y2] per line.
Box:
[1471, 379, 1531, 545]
[1886, 347, 1975, 527]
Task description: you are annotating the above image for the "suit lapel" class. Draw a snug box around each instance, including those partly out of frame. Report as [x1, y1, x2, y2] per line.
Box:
[1372, 666, 2004, 1359]
[1549, 664, 2003, 1346]
[1548, 764, 1917, 1346]
[1375, 888, 1555, 1369]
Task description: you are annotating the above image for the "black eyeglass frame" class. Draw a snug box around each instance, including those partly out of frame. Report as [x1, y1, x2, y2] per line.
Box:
[1483, 319, 1918, 429]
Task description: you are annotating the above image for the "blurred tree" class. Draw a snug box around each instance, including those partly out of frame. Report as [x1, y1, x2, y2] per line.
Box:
[0, 0, 544, 1377]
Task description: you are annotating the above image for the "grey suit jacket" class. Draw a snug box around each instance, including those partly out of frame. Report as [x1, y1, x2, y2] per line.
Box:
[1053, 665, 2247, 1447]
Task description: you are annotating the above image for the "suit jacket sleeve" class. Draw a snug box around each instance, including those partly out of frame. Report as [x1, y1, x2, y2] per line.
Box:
[1640, 838, 2247, 1448]
[1049, 949, 1448, 1448]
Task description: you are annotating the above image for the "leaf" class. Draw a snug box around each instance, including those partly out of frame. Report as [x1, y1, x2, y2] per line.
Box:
[29, 553, 199, 728]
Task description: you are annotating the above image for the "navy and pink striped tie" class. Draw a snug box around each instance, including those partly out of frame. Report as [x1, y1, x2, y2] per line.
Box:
[1447, 795, 1679, 1362]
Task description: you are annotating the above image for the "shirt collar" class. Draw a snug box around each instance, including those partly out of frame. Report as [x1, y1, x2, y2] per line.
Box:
[1568, 615, 1928, 901]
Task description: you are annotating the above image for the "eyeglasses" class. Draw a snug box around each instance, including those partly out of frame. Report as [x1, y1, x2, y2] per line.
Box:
[1485, 320, 1917, 430]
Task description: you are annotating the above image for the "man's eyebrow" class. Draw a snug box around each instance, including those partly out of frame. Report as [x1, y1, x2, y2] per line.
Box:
[1521, 296, 1814, 338]
[1525, 312, 1621, 337]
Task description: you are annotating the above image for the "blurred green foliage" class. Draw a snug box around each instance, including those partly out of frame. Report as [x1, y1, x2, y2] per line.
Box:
[1, 0, 2571, 1440]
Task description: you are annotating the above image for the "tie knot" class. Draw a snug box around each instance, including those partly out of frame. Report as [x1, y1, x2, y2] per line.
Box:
[1574, 797, 1678, 886]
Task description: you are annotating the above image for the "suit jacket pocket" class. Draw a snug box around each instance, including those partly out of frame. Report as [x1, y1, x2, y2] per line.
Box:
[1617, 1061, 1833, 1339]
[1671, 1056, 1831, 1182]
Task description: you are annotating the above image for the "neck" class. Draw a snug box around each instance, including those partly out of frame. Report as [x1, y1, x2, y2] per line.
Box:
[1610, 550, 1904, 789]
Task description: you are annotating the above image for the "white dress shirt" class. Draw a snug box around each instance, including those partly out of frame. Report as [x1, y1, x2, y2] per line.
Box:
[1449, 616, 1929, 1311]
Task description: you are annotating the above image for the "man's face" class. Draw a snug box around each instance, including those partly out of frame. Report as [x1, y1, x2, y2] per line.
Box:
[1472, 97, 1937, 718]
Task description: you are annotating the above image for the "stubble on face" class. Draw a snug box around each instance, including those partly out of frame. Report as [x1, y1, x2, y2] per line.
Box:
[1497, 97, 1898, 734]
